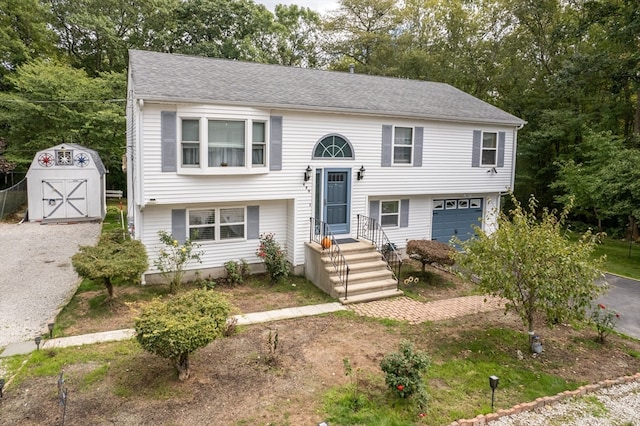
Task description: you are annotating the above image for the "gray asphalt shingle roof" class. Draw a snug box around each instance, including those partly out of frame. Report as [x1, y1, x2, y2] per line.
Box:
[129, 49, 524, 126]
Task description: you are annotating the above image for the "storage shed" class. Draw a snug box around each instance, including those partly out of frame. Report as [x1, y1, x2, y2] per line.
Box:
[27, 143, 107, 222]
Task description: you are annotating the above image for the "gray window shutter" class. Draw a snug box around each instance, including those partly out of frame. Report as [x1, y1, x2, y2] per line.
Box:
[171, 209, 186, 243]
[270, 116, 282, 171]
[497, 131, 505, 167]
[161, 111, 177, 172]
[381, 125, 392, 167]
[472, 130, 481, 167]
[369, 200, 380, 222]
[247, 205, 259, 239]
[413, 126, 423, 167]
[400, 199, 410, 228]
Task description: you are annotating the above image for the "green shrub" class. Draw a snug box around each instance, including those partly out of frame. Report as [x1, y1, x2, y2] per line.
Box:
[591, 303, 620, 343]
[153, 230, 202, 294]
[380, 340, 430, 409]
[224, 259, 250, 286]
[256, 233, 289, 283]
[135, 289, 231, 380]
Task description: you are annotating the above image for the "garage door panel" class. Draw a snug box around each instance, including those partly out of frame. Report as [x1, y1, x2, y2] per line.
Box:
[432, 199, 483, 243]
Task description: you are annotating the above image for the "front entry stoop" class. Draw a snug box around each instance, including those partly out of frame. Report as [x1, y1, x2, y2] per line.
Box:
[320, 240, 403, 304]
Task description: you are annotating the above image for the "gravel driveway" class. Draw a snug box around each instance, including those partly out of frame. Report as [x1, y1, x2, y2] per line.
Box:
[0, 221, 101, 348]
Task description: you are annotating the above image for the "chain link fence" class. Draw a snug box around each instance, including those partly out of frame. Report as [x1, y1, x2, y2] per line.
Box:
[0, 177, 27, 220]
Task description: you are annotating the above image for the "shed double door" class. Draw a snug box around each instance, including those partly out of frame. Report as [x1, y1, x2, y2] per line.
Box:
[42, 179, 88, 219]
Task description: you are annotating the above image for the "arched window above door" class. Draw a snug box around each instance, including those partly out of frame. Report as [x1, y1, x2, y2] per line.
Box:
[313, 134, 354, 159]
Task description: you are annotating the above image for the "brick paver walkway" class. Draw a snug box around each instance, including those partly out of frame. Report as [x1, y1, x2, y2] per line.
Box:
[347, 295, 505, 324]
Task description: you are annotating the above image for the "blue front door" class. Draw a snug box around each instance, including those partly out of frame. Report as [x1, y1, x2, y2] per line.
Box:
[324, 170, 350, 234]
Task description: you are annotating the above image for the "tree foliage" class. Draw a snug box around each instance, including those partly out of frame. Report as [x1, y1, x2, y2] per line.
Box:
[0, 60, 126, 183]
[135, 289, 232, 381]
[72, 232, 148, 298]
[405, 239, 454, 272]
[454, 194, 605, 335]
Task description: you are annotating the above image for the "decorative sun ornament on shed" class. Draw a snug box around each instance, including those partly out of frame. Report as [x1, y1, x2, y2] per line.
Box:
[38, 153, 54, 167]
[74, 153, 90, 167]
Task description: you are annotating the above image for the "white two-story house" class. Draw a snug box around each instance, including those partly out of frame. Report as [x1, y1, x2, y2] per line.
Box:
[126, 50, 524, 302]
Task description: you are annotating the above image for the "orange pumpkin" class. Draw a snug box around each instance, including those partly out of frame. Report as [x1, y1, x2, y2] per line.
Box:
[321, 236, 332, 249]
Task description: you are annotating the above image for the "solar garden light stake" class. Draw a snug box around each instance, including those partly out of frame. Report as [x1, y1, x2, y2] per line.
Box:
[0, 378, 5, 398]
[48, 323, 55, 339]
[34, 336, 42, 350]
[489, 375, 500, 411]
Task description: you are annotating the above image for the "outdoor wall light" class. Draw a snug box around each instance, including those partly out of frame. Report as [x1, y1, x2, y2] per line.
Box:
[0, 378, 5, 398]
[48, 323, 55, 339]
[357, 165, 366, 181]
[487, 167, 498, 174]
[304, 165, 312, 182]
[34, 336, 42, 350]
[489, 375, 500, 411]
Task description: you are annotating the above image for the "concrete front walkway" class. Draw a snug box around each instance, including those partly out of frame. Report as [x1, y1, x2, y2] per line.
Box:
[0, 296, 505, 357]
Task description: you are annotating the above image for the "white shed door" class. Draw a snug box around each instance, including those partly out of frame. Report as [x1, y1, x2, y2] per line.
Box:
[42, 179, 88, 219]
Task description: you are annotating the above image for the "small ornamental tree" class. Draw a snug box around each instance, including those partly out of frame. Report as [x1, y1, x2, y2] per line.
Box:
[256, 233, 289, 283]
[72, 232, 148, 299]
[454, 194, 606, 336]
[153, 230, 203, 294]
[135, 289, 231, 381]
[406, 239, 455, 272]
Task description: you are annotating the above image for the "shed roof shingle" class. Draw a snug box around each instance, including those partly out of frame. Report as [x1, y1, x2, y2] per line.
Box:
[129, 50, 524, 126]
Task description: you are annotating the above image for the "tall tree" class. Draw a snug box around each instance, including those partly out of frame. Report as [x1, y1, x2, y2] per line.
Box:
[323, 0, 402, 74]
[47, 0, 179, 75]
[170, 0, 274, 61]
[0, 0, 56, 88]
[268, 4, 323, 67]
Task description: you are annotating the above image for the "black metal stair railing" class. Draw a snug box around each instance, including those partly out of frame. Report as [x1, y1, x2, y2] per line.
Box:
[309, 218, 351, 300]
[356, 214, 403, 288]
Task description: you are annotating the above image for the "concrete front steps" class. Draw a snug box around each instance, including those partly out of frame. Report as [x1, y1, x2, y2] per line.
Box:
[322, 240, 403, 304]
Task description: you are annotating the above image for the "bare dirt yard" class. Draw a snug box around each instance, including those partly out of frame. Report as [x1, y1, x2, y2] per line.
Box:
[2, 265, 640, 425]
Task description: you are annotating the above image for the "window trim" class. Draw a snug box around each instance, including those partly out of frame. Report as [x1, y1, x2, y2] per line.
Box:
[380, 200, 400, 228]
[186, 206, 247, 242]
[312, 134, 354, 159]
[180, 118, 201, 167]
[176, 114, 269, 175]
[392, 126, 413, 165]
[481, 131, 498, 166]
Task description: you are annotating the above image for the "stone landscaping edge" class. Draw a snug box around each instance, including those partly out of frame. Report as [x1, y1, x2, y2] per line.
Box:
[448, 372, 640, 425]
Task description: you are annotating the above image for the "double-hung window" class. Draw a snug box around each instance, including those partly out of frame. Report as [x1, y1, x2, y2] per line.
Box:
[208, 120, 245, 167]
[381, 200, 400, 227]
[481, 132, 498, 166]
[252, 121, 266, 166]
[181, 119, 200, 166]
[393, 127, 412, 164]
[188, 207, 245, 241]
[189, 209, 214, 240]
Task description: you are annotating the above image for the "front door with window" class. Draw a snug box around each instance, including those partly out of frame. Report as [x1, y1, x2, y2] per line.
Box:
[324, 170, 350, 234]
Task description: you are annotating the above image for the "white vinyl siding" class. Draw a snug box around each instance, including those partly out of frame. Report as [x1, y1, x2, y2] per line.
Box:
[136, 105, 514, 270]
